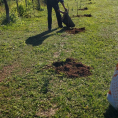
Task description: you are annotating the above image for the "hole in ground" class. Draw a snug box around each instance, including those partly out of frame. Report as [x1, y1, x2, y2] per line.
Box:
[65, 27, 85, 34]
[73, 14, 92, 17]
[78, 7, 88, 10]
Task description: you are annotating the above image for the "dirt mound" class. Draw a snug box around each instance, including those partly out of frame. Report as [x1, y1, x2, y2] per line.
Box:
[73, 14, 92, 17]
[78, 7, 88, 10]
[88, 2, 95, 4]
[65, 27, 85, 34]
[52, 58, 92, 78]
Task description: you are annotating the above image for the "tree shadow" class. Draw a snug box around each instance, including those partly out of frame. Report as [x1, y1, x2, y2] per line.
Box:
[25, 28, 58, 46]
[103, 105, 118, 118]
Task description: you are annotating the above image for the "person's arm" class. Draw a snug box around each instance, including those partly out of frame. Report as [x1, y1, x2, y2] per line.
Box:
[57, 9, 65, 14]
[61, 2, 67, 11]
[57, 0, 67, 14]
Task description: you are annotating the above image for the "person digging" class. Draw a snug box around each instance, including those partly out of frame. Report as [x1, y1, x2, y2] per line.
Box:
[47, 0, 67, 31]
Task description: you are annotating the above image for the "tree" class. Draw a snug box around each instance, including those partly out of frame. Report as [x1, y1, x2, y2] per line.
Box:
[25, 0, 27, 7]
[37, 0, 40, 10]
[16, 0, 19, 13]
[3, 0, 10, 23]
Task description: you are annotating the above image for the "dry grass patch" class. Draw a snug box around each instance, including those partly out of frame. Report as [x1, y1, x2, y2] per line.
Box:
[36, 106, 58, 117]
[0, 62, 32, 82]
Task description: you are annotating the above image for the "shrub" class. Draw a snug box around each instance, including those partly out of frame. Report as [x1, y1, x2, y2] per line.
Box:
[10, 13, 18, 23]
[0, 0, 3, 5]
[0, 7, 18, 25]
[17, 4, 33, 18]
[18, 4, 25, 16]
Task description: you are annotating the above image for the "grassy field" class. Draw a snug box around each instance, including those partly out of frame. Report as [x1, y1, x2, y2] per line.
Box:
[0, 0, 118, 117]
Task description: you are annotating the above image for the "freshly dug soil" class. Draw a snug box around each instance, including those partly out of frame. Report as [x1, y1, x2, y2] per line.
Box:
[88, 2, 95, 4]
[73, 14, 92, 17]
[52, 58, 92, 78]
[78, 7, 88, 10]
[65, 27, 85, 34]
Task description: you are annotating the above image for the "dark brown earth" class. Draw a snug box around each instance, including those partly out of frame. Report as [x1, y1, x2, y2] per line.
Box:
[52, 58, 92, 78]
[88, 2, 96, 4]
[65, 27, 85, 34]
[73, 14, 92, 17]
[78, 7, 88, 10]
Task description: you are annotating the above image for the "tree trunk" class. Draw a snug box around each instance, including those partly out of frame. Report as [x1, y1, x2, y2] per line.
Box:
[32, 0, 34, 10]
[3, 0, 10, 23]
[25, 0, 27, 7]
[37, 0, 40, 10]
[16, 0, 19, 12]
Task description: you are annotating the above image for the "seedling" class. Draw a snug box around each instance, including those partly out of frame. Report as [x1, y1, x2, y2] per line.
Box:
[80, 0, 82, 9]
[77, 1, 78, 16]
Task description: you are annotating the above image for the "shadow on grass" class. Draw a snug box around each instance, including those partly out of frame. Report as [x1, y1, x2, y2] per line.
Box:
[25, 28, 58, 46]
[40, 78, 50, 94]
[104, 105, 118, 118]
[56, 27, 66, 33]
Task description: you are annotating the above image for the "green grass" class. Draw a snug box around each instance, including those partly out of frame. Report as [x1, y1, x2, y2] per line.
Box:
[0, 0, 118, 117]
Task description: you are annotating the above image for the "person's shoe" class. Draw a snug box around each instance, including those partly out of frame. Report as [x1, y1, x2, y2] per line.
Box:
[59, 25, 63, 28]
[48, 28, 51, 31]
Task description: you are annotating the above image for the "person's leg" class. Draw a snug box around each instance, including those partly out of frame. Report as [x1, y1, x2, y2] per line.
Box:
[53, 5, 63, 28]
[47, 4, 52, 30]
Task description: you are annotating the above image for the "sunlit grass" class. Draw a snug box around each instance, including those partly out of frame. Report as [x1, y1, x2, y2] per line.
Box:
[0, 0, 118, 117]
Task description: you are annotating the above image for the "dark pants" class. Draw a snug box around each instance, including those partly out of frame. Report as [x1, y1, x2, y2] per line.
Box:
[47, 1, 62, 29]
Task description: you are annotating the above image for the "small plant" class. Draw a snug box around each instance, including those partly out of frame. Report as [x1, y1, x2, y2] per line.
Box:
[1, 16, 8, 25]
[18, 4, 25, 16]
[10, 13, 18, 23]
